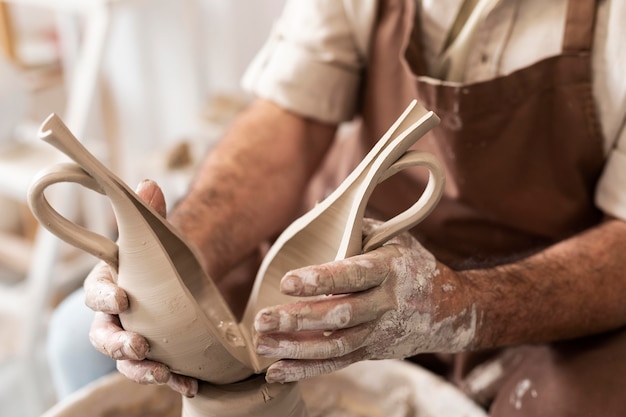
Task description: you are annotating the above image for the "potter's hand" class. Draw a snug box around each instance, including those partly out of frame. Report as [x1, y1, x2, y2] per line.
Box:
[84, 180, 198, 397]
[254, 220, 478, 383]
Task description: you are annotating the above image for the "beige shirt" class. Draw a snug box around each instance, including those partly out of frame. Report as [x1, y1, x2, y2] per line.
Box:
[242, 0, 626, 220]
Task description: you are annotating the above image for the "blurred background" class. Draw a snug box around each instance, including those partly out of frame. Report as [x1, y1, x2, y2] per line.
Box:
[0, 1, 285, 416]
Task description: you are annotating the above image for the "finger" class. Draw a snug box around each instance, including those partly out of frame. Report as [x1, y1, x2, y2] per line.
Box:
[280, 252, 391, 297]
[254, 292, 389, 333]
[256, 323, 372, 359]
[83, 180, 164, 314]
[168, 373, 198, 398]
[135, 179, 166, 217]
[89, 312, 149, 360]
[117, 360, 198, 398]
[84, 262, 127, 314]
[264, 350, 366, 383]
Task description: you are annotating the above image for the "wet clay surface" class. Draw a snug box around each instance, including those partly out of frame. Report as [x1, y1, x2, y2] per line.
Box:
[300, 360, 486, 417]
[44, 361, 487, 417]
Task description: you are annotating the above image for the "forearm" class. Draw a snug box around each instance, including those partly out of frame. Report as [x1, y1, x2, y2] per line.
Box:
[465, 217, 626, 349]
[170, 99, 336, 281]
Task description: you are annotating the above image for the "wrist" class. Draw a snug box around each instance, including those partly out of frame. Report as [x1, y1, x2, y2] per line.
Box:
[457, 264, 536, 350]
[425, 263, 482, 352]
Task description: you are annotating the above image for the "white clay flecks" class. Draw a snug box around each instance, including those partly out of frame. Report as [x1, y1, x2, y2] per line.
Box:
[265, 336, 351, 359]
[267, 355, 355, 383]
[285, 258, 379, 295]
[509, 379, 538, 410]
[367, 305, 477, 359]
[320, 304, 353, 328]
[279, 303, 352, 332]
[257, 303, 356, 333]
[463, 356, 505, 396]
[360, 234, 477, 360]
[141, 369, 158, 385]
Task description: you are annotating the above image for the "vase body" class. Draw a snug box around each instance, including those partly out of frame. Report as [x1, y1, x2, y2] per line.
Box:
[112, 195, 253, 384]
[28, 113, 254, 385]
[182, 376, 308, 417]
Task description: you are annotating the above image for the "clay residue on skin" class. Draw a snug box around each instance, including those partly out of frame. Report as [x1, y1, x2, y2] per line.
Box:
[362, 241, 477, 359]
[264, 333, 352, 360]
[321, 303, 353, 328]
[368, 304, 477, 359]
[258, 303, 355, 333]
[286, 258, 379, 295]
[287, 268, 322, 294]
[280, 305, 312, 331]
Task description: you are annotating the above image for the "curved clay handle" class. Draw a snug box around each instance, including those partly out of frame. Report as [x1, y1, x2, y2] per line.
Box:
[27, 162, 119, 270]
[362, 150, 445, 252]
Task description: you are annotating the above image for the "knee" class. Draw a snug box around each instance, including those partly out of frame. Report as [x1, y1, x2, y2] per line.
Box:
[47, 288, 94, 360]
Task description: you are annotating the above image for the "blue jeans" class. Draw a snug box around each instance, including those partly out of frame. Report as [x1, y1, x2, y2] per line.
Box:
[47, 288, 116, 399]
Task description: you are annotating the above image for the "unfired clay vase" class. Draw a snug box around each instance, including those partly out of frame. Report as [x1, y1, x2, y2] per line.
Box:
[29, 100, 445, 417]
[182, 376, 308, 417]
[238, 100, 445, 371]
[28, 114, 253, 384]
[28, 99, 444, 382]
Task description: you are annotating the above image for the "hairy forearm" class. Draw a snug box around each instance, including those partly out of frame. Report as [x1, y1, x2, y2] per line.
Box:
[170, 100, 336, 281]
[464, 218, 626, 349]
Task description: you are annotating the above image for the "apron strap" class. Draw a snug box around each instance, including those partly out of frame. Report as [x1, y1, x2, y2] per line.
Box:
[562, 0, 599, 53]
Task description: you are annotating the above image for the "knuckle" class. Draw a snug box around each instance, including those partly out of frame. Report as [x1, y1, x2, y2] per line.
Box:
[293, 310, 307, 331]
[330, 336, 353, 357]
[348, 264, 368, 289]
[317, 264, 337, 294]
[323, 303, 353, 329]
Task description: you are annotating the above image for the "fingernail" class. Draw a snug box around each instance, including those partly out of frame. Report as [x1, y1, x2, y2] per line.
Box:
[124, 341, 141, 360]
[255, 310, 279, 332]
[137, 180, 157, 200]
[136, 179, 152, 192]
[101, 290, 122, 312]
[265, 367, 285, 383]
[111, 348, 124, 360]
[122, 334, 148, 360]
[281, 275, 303, 295]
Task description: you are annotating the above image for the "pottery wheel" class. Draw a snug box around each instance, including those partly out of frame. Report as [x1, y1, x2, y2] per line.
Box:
[300, 360, 486, 417]
[42, 360, 487, 417]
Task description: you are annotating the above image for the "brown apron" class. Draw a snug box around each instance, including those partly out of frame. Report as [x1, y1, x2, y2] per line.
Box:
[306, 0, 626, 414]
[361, 0, 605, 266]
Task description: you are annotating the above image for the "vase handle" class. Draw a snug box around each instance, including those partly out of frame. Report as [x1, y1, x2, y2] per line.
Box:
[362, 150, 445, 252]
[27, 162, 119, 270]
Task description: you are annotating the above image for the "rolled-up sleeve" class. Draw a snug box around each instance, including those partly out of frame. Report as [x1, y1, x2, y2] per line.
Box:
[241, 0, 374, 124]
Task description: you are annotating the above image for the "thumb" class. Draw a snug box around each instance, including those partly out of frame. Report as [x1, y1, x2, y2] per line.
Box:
[135, 179, 166, 217]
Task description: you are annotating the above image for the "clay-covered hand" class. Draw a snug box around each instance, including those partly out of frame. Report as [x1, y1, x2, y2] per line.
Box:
[84, 180, 198, 397]
[254, 219, 478, 383]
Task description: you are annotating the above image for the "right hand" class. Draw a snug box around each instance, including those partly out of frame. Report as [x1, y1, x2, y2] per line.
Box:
[84, 180, 199, 397]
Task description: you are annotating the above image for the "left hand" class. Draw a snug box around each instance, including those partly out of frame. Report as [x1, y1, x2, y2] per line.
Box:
[86, 180, 198, 397]
[254, 220, 478, 383]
